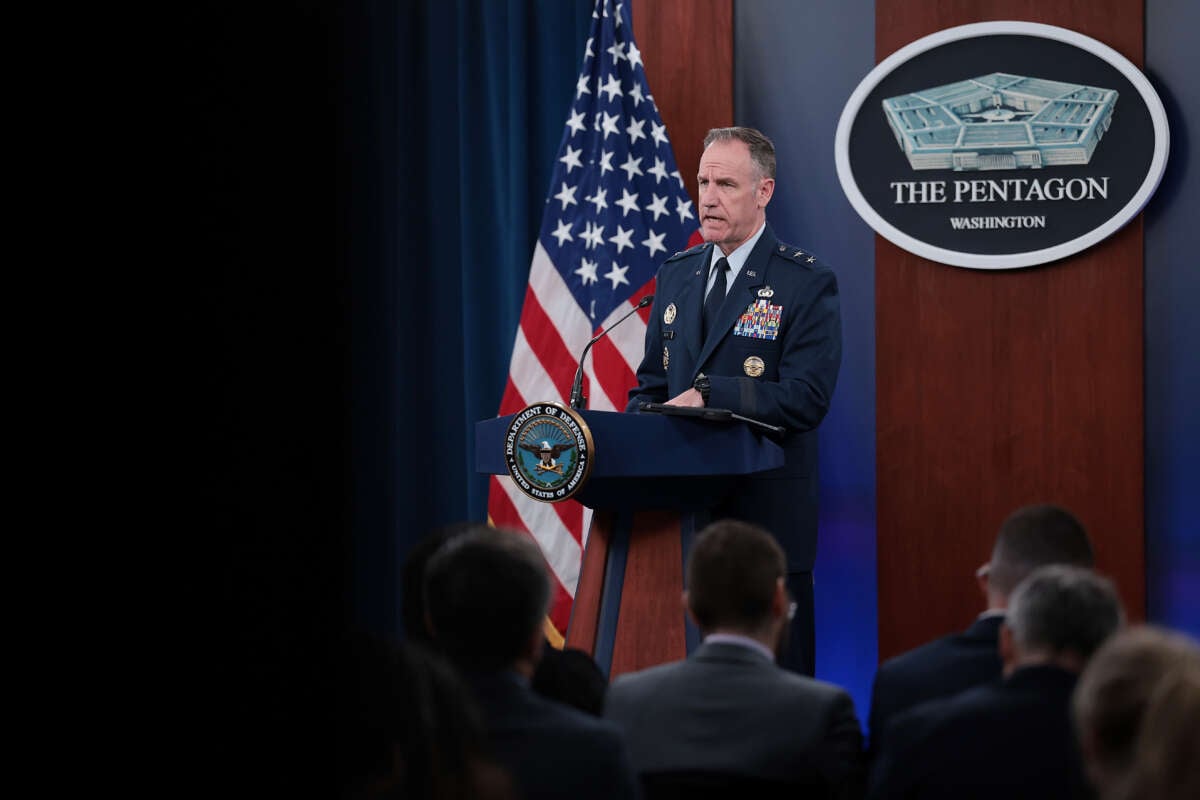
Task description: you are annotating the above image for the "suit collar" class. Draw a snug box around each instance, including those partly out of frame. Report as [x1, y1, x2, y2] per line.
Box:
[677, 245, 710, 364]
[702, 633, 776, 662]
[1005, 664, 1079, 692]
[693, 640, 777, 667]
[963, 614, 1005, 642]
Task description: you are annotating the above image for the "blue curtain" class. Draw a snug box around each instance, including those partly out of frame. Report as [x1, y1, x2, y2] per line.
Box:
[346, 0, 593, 633]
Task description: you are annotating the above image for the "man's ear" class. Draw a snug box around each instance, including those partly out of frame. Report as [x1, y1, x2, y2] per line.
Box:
[683, 590, 699, 628]
[975, 562, 990, 600]
[757, 177, 775, 208]
[771, 577, 787, 620]
[524, 627, 545, 665]
[999, 622, 1017, 674]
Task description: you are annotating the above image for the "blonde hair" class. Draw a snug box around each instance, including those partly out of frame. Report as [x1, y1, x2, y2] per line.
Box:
[1072, 625, 1200, 800]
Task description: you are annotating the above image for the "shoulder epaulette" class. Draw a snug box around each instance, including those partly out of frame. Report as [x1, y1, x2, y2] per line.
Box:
[773, 242, 825, 269]
[664, 242, 706, 263]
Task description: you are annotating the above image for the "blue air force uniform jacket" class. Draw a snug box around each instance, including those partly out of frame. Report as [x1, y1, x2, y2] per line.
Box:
[627, 224, 842, 570]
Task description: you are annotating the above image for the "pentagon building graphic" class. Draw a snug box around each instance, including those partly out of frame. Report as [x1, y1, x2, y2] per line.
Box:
[882, 73, 1118, 171]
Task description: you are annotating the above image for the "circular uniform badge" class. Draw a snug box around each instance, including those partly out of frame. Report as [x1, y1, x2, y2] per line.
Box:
[504, 402, 594, 503]
[663, 303, 677, 324]
[743, 356, 765, 377]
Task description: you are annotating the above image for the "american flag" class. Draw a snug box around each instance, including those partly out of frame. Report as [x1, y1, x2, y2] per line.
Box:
[488, 0, 698, 641]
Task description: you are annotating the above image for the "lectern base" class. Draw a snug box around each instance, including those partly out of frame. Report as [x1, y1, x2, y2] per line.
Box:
[566, 509, 705, 677]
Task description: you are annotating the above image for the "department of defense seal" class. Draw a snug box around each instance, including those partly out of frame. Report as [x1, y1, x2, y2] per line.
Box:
[663, 303, 677, 324]
[504, 402, 594, 503]
[744, 356, 765, 377]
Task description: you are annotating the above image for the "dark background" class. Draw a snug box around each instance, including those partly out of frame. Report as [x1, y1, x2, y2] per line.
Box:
[209, 2, 347, 791]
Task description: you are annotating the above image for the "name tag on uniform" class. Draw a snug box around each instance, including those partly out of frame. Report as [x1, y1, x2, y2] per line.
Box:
[733, 299, 783, 340]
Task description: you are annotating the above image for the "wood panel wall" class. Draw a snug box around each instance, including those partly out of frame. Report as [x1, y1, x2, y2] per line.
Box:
[875, 0, 1147, 660]
[633, 0, 733, 206]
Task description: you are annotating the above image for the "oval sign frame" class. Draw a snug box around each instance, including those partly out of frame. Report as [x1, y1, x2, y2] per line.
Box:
[834, 21, 1170, 270]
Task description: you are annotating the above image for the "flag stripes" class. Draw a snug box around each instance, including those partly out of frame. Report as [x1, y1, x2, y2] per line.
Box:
[488, 0, 695, 636]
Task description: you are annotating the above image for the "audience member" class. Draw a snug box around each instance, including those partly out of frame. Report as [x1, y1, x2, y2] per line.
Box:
[533, 645, 609, 716]
[424, 526, 638, 800]
[604, 520, 863, 797]
[1072, 625, 1200, 800]
[868, 503, 1094, 749]
[336, 631, 512, 799]
[403, 522, 608, 716]
[401, 522, 477, 647]
[869, 565, 1123, 799]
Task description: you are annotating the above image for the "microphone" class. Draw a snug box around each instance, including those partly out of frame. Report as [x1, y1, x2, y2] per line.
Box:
[569, 294, 655, 410]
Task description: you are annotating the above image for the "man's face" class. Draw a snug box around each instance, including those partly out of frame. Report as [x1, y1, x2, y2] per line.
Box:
[697, 139, 774, 254]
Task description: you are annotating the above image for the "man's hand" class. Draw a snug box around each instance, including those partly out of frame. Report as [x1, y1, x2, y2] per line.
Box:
[665, 387, 705, 407]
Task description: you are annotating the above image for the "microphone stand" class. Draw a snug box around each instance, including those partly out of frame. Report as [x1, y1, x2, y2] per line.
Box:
[569, 294, 655, 410]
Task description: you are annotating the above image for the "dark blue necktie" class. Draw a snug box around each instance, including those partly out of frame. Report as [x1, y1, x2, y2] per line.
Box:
[702, 257, 730, 339]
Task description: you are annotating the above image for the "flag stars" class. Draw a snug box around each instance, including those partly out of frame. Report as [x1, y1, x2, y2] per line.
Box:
[550, 219, 574, 247]
[586, 187, 609, 214]
[647, 193, 669, 221]
[559, 145, 583, 173]
[576, 257, 599, 286]
[585, 37, 594, 60]
[566, 109, 587, 136]
[629, 83, 645, 107]
[671, 169, 686, 189]
[576, 74, 591, 99]
[600, 74, 623, 102]
[675, 197, 695, 223]
[619, 153, 643, 181]
[600, 111, 621, 139]
[642, 229, 667, 258]
[598, 150, 614, 175]
[650, 121, 668, 147]
[615, 188, 640, 216]
[609, 225, 635, 254]
[626, 118, 646, 144]
[648, 157, 669, 183]
[626, 41, 642, 69]
[604, 262, 631, 289]
[553, 182, 578, 210]
[581, 221, 606, 250]
[607, 40, 626, 64]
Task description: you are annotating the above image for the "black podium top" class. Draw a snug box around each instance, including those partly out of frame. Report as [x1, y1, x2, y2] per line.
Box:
[476, 409, 784, 511]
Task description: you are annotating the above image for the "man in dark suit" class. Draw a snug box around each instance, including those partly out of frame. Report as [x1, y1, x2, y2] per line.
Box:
[604, 520, 863, 795]
[424, 526, 638, 800]
[867, 504, 1095, 750]
[868, 565, 1124, 800]
[627, 126, 842, 676]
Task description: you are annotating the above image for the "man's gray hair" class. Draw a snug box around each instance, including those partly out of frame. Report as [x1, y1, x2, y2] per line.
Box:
[703, 126, 776, 180]
[1007, 564, 1123, 661]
